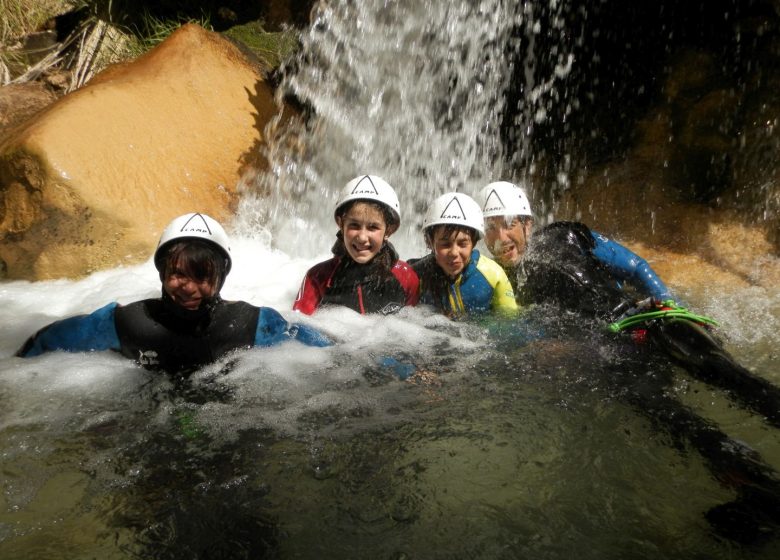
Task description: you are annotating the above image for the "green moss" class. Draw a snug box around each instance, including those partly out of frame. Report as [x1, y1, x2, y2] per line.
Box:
[222, 21, 299, 71]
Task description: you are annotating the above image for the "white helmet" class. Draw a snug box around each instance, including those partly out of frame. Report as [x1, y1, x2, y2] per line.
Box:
[334, 175, 401, 226]
[423, 192, 485, 239]
[154, 212, 232, 274]
[478, 181, 533, 219]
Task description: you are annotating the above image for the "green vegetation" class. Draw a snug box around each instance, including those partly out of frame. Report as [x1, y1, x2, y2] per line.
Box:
[122, 10, 213, 58]
[1, 1, 301, 87]
[223, 20, 299, 71]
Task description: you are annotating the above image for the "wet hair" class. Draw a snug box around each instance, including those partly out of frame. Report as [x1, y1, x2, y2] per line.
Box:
[336, 199, 399, 232]
[418, 224, 478, 313]
[424, 224, 478, 247]
[161, 239, 227, 290]
[332, 199, 399, 275]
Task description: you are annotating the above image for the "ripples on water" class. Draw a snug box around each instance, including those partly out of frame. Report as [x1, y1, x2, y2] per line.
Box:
[1, 245, 779, 559]
[3, 0, 780, 555]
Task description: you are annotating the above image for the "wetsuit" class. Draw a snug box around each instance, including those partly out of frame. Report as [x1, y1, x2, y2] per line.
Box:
[17, 296, 330, 373]
[517, 221, 780, 428]
[412, 249, 517, 318]
[293, 243, 419, 316]
[515, 222, 672, 317]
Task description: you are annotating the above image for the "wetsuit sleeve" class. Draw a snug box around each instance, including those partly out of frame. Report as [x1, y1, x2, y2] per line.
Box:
[255, 307, 333, 347]
[293, 259, 339, 315]
[392, 260, 420, 306]
[16, 302, 121, 357]
[590, 231, 673, 300]
[292, 271, 321, 315]
[477, 256, 519, 316]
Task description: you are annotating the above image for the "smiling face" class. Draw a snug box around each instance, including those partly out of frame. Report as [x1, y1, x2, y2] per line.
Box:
[430, 225, 475, 278]
[163, 259, 218, 310]
[160, 241, 224, 310]
[484, 215, 533, 267]
[336, 201, 389, 264]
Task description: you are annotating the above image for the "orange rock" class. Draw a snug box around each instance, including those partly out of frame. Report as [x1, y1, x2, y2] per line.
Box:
[0, 24, 276, 280]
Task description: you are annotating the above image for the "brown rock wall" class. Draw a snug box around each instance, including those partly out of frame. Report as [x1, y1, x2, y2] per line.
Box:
[0, 23, 276, 280]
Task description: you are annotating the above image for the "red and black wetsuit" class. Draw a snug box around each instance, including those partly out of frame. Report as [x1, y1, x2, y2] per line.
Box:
[293, 243, 419, 315]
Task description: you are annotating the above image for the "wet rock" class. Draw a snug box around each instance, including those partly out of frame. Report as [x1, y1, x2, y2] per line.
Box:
[0, 83, 58, 138]
[0, 23, 277, 280]
[556, 41, 780, 294]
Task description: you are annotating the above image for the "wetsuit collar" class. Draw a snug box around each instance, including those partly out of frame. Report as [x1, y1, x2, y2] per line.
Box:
[161, 289, 221, 331]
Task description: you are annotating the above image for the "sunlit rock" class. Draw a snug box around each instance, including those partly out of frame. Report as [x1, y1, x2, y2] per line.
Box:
[0, 23, 276, 280]
[0, 83, 58, 134]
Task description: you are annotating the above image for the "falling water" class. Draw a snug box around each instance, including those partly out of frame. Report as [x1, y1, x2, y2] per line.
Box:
[236, 0, 574, 254]
[2, 1, 780, 558]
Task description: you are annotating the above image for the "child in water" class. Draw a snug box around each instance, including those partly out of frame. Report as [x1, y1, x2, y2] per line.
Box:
[18, 213, 330, 374]
[412, 192, 517, 318]
[293, 175, 419, 315]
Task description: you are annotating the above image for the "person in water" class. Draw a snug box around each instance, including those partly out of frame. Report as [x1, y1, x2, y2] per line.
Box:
[477, 180, 674, 316]
[476, 180, 780, 421]
[17, 212, 331, 373]
[293, 174, 419, 315]
[412, 192, 517, 318]
[474, 181, 780, 542]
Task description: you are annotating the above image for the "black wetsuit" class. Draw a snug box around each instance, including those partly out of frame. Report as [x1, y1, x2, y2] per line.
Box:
[18, 295, 330, 374]
[509, 221, 780, 542]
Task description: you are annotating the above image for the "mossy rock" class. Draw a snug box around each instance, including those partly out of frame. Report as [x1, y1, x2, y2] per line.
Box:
[222, 21, 298, 72]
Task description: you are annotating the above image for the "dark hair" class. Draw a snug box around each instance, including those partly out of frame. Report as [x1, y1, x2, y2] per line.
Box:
[336, 199, 399, 231]
[417, 225, 477, 314]
[161, 240, 227, 290]
[424, 224, 478, 247]
[332, 199, 398, 275]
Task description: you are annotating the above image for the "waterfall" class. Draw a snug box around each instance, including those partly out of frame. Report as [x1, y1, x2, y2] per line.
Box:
[236, 0, 574, 256]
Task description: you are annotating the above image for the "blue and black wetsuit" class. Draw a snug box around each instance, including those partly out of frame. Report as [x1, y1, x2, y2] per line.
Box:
[412, 250, 517, 318]
[516, 221, 672, 318]
[17, 295, 330, 373]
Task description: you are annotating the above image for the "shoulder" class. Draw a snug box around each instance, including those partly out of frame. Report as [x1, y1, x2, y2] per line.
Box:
[531, 221, 596, 254]
[257, 306, 288, 327]
[305, 257, 340, 280]
[411, 254, 434, 273]
[215, 299, 260, 317]
[540, 221, 594, 240]
[392, 259, 419, 279]
[474, 252, 510, 284]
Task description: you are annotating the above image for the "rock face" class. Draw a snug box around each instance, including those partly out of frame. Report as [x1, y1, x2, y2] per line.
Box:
[0, 23, 276, 280]
[555, 42, 780, 295]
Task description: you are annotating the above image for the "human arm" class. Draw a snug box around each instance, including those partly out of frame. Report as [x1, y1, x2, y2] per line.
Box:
[292, 259, 339, 315]
[15, 302, 121, 357]
[590, 231, 673, 301]
[292, 274, 321, 315]
[255, 307, 333, 347]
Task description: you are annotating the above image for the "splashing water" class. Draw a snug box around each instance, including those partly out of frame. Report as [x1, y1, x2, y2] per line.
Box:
[1, 1, 780, 558]
[236, 0, 574, 256]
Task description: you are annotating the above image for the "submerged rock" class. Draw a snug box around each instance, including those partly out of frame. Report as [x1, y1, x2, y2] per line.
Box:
[0, 23, 276, 280]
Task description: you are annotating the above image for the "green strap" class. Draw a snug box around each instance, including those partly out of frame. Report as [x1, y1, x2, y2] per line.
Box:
[608, 300, 719, 333]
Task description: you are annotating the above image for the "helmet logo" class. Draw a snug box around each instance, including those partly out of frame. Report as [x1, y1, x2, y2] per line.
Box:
[439, 196, 467, 220]
[482, 189, 506, 213]
[179, 213, 213, 235]
[380, 302, 402, 315]
[349, 175, 379, 195]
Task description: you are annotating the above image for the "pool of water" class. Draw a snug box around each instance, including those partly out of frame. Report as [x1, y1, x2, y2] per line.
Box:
[1, 256, 779, 558]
